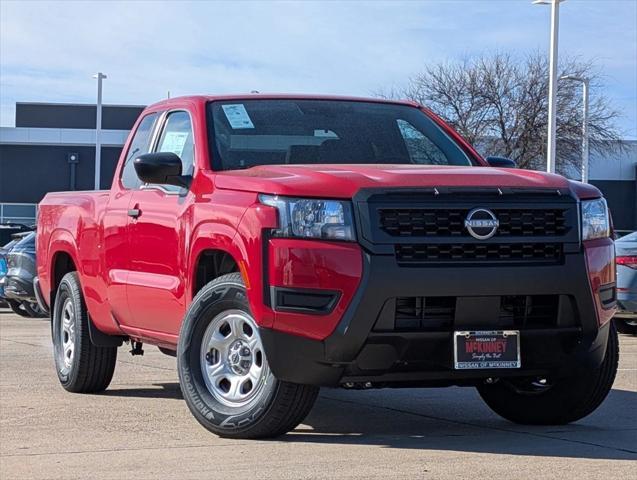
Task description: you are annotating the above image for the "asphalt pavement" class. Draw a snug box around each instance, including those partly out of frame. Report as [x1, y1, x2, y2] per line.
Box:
[1, 309, 635, 479]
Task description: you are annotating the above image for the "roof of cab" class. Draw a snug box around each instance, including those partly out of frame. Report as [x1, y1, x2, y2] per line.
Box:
[145, 93, 420, 111]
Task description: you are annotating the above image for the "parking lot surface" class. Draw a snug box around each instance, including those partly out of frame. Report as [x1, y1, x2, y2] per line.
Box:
[1, 309, 635, 479]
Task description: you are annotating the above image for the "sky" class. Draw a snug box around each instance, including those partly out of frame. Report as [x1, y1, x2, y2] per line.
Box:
[1, 0, 636, 138]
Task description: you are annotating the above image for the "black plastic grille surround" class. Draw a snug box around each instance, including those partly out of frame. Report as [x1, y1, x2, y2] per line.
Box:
[379, 208, 567, 238]
[395, 243, 563, 264]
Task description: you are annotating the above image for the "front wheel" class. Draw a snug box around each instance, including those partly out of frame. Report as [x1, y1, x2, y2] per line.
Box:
[178, 273, 319, 439]
[477, 322, 619, 425]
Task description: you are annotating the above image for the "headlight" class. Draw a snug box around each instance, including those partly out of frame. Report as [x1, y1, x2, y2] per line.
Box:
[581, 198, 610, 241]
[259, 195, 356, 241]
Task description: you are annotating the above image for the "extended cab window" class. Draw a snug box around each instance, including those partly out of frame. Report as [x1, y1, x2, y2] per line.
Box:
[120, 113, 158, 189]
[209, 100, 473, 170]
[156, 111, 195, 179]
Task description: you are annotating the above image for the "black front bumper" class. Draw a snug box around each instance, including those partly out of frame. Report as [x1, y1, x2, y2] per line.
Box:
[261, 250, 609, 387]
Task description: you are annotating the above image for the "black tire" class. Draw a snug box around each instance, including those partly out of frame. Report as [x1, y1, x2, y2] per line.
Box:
[178, 272, 319, 439]
[52, 272, 117, 393]
[8, 299, 34, 318]
[477, 322, 619, 425]
[21, 301, 48, 318]
[614, 318, 637, 335]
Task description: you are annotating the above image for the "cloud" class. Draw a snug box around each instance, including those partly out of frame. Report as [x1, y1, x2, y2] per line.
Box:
[1, 0, 635, 137]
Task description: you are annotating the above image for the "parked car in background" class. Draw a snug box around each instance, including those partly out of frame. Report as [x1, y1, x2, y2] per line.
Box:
[0, 248, 7, 308]
[3, 231, 47, 318]
[1, 233, 27, 309]
[0, 223, 32, 247]
[615, 231, 637, 335]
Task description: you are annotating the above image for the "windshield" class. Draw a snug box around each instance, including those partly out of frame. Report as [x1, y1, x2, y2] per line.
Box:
[209, 100, 474, 171]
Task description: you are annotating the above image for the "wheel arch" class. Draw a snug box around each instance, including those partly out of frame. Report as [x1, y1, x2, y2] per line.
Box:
[188, 223, 247, 302]
[47, 230, 80, 309]
[192, 248, 240, 298]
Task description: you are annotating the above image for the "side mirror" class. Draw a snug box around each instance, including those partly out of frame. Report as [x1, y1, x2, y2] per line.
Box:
[486, 156, 517, 168]
[134, 152, 192, 188]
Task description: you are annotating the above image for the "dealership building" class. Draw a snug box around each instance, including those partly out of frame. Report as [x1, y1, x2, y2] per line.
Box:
[0, 101, 635, 232]
[0, 102, 144, 224]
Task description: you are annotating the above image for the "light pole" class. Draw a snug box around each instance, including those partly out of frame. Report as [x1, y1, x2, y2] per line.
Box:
[93, 72, 107, 190]
[561, 75, 590, 183]
[533, 0, 566, 174]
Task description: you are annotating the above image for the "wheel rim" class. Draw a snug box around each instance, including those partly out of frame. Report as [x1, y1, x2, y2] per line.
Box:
[59, 298, 76, 371]
[200, 309, 269, 407]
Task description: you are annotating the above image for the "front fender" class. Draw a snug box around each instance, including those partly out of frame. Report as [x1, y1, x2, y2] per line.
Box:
[188, 200, 278, 329]
[188, 222, 245, 298]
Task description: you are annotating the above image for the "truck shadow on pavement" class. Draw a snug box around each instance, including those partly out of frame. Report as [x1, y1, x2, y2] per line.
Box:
[287, 386, 637, 460]
[103, 380, 637, 460]
[103, 382, 183, 400]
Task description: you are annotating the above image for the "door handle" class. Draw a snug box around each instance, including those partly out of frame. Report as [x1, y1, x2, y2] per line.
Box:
[127, 208, 141, 219]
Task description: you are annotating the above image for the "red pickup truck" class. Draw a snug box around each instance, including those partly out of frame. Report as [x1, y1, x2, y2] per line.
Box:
[36, 95, 618, 439]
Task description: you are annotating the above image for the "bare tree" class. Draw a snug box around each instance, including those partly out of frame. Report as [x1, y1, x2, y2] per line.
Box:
[377, 53, 623, 175]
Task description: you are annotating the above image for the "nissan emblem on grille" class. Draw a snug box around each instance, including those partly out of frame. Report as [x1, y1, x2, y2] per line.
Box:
[464, 208, 500, 240]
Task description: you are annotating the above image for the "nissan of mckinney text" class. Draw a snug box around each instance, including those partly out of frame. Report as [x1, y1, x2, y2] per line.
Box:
[36, 95, 618, 438]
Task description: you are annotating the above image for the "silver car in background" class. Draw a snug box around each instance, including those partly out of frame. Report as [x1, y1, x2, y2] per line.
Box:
[615, 231, 637, 335]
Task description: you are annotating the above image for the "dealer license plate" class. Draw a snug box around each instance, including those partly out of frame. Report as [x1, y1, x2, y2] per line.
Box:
[454, 330, 521, 369]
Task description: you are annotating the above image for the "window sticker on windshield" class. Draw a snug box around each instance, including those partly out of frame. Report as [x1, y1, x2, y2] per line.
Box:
[222, 104, 255, 129]
[160, 131, 189, 157]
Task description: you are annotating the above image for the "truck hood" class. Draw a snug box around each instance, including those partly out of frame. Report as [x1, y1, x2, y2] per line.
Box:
[214, 164, 573, 198]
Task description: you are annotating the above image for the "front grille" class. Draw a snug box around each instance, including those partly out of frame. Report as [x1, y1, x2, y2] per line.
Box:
[394, 296, 455, 330]
[379, 208, 567, 238]
[360, 188, 578, 267]
[395, 243, 563, 264]
[499, 295, 560, 328]
[379, 295, 563, 332]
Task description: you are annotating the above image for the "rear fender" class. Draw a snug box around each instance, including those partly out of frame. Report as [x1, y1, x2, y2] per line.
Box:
[47, 229, 80, 306]
[48, 229, 124, 340]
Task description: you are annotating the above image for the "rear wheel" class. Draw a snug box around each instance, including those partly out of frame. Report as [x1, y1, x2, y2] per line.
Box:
[477, 322, 619, 425]
[178, 273, 319, 439]
[52, 272, 117, 393]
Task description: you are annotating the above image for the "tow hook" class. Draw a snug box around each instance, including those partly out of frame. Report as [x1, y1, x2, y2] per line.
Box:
[130, 341, 144, 356]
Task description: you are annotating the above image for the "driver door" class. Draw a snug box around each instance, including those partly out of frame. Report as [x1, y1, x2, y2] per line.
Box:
[125, 110, 195, 335]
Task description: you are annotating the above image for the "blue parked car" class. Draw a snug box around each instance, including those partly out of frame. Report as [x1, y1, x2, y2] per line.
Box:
[1, 231, 46, 317]
[0, 235, 23, 308]
[615, 231, 637, 335]
[0, 251, 7, 307]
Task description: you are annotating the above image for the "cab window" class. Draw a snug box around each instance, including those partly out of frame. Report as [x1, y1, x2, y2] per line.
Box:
[156, 111, 195, 179]
[120, 113, 159, 189]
